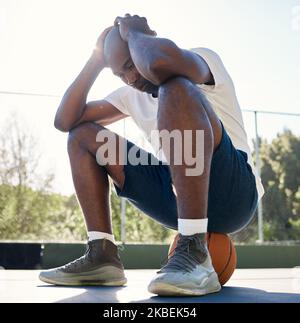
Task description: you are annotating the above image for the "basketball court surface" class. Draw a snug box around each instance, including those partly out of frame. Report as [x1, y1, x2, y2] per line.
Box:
[1, 268, 299, 303]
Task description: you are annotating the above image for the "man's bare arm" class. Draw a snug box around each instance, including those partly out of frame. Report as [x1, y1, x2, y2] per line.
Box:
[128, 34, 214, 86]
[115, 15, 214, 86]
[54, 27, 114, 132]
[72, 100, 128, 128]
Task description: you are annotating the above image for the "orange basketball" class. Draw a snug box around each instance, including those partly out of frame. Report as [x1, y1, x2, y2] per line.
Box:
[168, 232, 237, 285]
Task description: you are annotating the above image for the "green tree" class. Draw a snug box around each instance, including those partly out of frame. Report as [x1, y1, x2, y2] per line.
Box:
[232, 129, 300, 243]
[259, 129, 300, 241]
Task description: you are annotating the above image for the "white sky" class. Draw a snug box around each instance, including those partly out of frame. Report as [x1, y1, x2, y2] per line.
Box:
[0, 0, 300, 195]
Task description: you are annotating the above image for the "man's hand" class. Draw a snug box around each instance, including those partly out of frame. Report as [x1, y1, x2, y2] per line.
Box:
[93, 26, 114, 65]
[114, 14, 156, 42]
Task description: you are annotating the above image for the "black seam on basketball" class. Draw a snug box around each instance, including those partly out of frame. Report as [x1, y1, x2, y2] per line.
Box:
[218, 238, 232, 279]
[207, 233, 211, 249]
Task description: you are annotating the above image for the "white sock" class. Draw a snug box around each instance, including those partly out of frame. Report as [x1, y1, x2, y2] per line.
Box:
[88, 231, 116, 245]
[178, 218, 208, 236]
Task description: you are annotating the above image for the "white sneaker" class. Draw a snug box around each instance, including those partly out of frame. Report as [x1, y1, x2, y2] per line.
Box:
[148, 234, 221, 296]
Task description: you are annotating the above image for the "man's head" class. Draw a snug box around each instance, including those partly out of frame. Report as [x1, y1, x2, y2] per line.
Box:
[104, 26, 158, 96]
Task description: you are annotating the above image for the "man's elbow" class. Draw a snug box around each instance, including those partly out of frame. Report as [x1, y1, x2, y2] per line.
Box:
[148, 58, 173, 86]
[146, 39, 182, 85]
[54, 117, 71, 133]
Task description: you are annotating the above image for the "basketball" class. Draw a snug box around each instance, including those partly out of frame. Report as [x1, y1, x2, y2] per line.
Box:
[168, 232, 237, 285]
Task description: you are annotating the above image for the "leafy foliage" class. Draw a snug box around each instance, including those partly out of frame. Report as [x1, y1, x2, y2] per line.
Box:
[233, 129, 300, 242]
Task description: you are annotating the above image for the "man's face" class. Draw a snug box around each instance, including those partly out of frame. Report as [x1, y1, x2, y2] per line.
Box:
[104, 27, 158, 96]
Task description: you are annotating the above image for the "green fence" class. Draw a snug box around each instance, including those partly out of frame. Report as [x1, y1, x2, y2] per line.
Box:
[1, 242, 300, 269]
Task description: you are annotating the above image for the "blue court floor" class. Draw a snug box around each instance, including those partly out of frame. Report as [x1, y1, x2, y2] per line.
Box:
[1, 268, 300, 303]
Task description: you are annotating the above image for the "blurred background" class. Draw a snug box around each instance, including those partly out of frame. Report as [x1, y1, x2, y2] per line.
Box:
[0, 0, 300, 245]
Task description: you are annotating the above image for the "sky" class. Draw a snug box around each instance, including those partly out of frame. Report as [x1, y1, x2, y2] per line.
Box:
[0, 0, 300, 195]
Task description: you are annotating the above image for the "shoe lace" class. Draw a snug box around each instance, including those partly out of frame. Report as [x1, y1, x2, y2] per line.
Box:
[118, 244, 125, 252]
[61, 243, 93, 270]
[159, 235, 207, 273]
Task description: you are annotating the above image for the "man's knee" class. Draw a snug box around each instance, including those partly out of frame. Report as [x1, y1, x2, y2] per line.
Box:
[68, 122, 105, 150]
[157, 76, 218, 148]
[158, 76, 209, 117]
[159, 76, 194, 103]
[158, 76, 209, 125]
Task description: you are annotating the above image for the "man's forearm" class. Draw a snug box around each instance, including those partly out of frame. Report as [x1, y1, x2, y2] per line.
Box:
[54, 52, 105, 132]
[127, 32, 180, 85]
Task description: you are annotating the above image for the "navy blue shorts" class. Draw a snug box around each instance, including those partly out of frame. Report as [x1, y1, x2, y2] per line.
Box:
[114, 124, 258, 234]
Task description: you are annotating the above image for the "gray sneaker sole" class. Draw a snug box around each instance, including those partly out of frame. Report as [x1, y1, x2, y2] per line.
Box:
[148, 272, 221, 296]
[39, 266, 127, 287]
